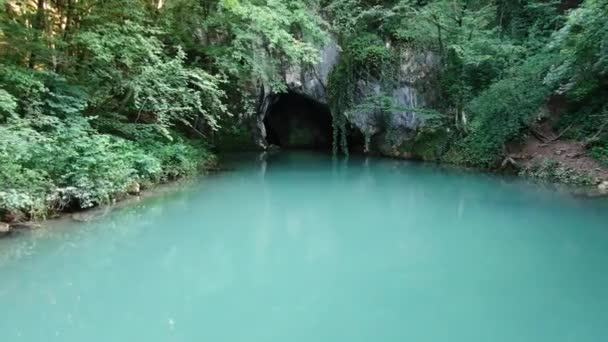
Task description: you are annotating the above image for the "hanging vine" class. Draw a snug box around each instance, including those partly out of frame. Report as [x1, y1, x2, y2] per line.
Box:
[327, 33, 398, 155]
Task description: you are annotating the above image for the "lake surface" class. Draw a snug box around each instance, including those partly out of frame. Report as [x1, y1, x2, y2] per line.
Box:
[1, 151, 608, 342]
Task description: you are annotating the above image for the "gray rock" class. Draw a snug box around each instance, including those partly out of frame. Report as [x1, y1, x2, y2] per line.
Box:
[267, 144, 281, 151]
[127, 181, 141, 195]
[72, 213, 93, 222]
[285, 36, 340, 102]
[10, 222, 42, 230]
[250, 37, 438, 151]
[599, 181, 608, 192]
[0, 222, 10, 235]
[247, 36, 341, 149]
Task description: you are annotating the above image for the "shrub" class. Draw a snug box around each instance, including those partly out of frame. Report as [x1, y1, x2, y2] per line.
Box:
[455, 54, 558, 167]
[519, 158, 595, 185]
[0, 117, 213, 221]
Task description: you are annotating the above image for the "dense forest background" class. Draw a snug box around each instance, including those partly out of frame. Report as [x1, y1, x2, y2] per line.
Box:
[1, 0, 607, 221]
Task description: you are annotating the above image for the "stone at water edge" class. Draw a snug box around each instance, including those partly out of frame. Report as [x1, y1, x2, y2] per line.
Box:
[10, 222, 42, 230]
[127, 181, 141, 195]
[0, 222, 10, 235]
[267, 144, 280, 152]
[599, 181, 608, 192]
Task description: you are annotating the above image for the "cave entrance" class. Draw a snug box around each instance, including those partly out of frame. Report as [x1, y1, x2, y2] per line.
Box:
[264, 92, 333, 150]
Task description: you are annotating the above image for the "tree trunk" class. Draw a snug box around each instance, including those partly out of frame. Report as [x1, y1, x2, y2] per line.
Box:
[29, 0, 46, 69]
[63, 0, 73, 39]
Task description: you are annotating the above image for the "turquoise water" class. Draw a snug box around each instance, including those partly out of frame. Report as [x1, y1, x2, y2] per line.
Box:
[1, 151, 608, 341]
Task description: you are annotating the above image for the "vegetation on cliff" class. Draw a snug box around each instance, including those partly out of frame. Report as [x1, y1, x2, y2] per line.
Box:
[324, 0, 608, 189]
[326, 0, 607, 165]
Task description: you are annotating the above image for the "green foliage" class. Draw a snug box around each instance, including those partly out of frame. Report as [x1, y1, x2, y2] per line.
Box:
[131, 49, 229, 135]
[589, 146, 608, 167]
[519, 158, 595, 185]
[540, 0, 608, 170]
[163, 0, 327, 93]
[139, 136, 215, 182]
[327, 32, 397, 154]
[75, 21, 228, 136]
[3, 0, 608, 220]
[324, 0, 362, 35]
[0, 1, 239, 221]
[212, 115, 260, 151]
[327, 0, 531, 155]
[347, 33, 395, 76]
[454, 54, 557, 167]
[324, 0, 605, 174]
[544, 0, 608, 101]
[327, 60, 353, 155]
[0, 89, 17, 121]
[0, 117, 214, 221]
[398, 128, 453, 161]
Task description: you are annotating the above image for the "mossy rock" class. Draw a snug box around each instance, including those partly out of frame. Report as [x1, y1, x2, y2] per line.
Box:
[214, 128, 258, 151]
[412, 132, 451, 161]
[388, 131, 451, 161]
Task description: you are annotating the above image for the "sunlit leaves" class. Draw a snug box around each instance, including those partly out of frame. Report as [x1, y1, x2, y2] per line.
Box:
[213, 0, 327, 91]
[133, 49, 228, 136]
[545, 0, 608, 99]
[0, 89, 17, 120]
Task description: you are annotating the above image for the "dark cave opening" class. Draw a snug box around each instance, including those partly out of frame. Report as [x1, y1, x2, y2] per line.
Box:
[264, 92, 334, 150]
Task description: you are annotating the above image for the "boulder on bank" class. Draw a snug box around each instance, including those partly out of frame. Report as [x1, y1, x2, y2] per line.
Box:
[599, 181, 608, 192]
[0, 222, 10, 236]
[127, 181, 141, 195]
[267, 144, 280, 152]
[1, 221, 43, 237]
[10, 222, 41, 230]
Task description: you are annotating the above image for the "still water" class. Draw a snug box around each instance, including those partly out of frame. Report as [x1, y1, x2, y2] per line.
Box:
[1, 151, 608, 342]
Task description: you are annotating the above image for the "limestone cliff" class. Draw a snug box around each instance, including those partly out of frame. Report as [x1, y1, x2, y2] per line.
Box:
[251, 37, 438, 154]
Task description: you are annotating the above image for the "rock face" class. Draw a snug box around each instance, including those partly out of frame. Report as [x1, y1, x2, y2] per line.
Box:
[251, 36, 340, 149]
[264, 93, 333, 149]
[347, 49, 438, 154]
[251, 37, 437, 152]
[381, 50, 438, 154]
[284, 37, 340, 103]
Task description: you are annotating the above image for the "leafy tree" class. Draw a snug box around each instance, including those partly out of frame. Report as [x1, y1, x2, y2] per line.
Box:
[0, 0, 329, 220]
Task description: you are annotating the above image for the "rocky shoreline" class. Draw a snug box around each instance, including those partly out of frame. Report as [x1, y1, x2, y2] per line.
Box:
[0, 165, 224, 238]
[2, 150, 607, 239]
[0, 221, 41, 238]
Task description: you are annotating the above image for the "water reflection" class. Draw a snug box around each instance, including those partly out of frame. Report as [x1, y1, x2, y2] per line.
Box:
[1, 152, 608, 342]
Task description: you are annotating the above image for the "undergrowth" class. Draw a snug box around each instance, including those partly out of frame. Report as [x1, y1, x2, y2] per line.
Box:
[519, 158, 595, 186]
[0, 117, 215, 222]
